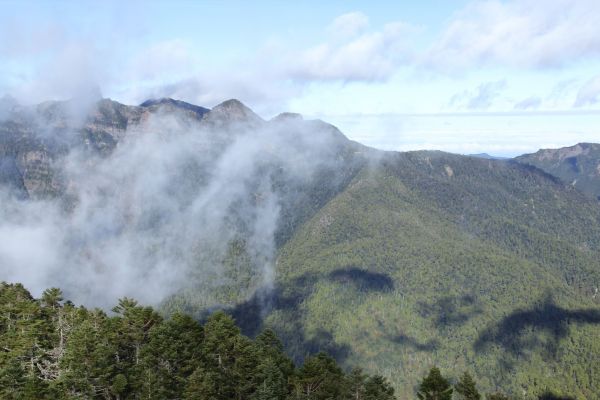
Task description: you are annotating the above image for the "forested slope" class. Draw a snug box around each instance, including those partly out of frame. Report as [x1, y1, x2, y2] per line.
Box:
[259, 152, 600, 399]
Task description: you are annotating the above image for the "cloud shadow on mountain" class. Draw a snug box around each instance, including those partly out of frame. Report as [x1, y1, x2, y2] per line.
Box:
[229, 272, 350, 364]
[328, 267, 394, 293]
[474, 293, 600, 360]
[418, 294, 483, 328]
[389, 333, 439, 351]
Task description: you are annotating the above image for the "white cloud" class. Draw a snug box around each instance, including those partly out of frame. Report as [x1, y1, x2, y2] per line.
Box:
[574, 74, 600, 107]
[327, 11, 370, 39]
[514, 96, 541, 110]
[288, 20, 414, 82]
[425, 0, 600, 71]
[449, 79, 507, 110]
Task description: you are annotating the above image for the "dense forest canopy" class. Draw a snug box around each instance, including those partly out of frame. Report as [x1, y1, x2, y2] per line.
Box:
[0, 282, 577, 399]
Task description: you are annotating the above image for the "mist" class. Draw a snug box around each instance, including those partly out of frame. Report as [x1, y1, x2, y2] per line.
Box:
[0, 97, 364, 309]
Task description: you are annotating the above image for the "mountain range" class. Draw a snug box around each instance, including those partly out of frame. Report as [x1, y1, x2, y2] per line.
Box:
[0, 97, 599, 399]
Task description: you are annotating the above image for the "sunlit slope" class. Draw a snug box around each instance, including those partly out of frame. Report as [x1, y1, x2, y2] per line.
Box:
[516, 142, 600, 200]
[268, 151, 600, 399]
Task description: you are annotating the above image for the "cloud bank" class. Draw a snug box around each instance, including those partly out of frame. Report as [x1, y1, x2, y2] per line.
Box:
[0, 100, 358, 308]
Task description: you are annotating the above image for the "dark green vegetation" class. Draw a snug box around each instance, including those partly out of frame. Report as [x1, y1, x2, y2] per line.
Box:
[0, 282, 397, 399]
[1, 282, 563, 400]
[1, 98, 600, 399]
[516, 143, 600, 200]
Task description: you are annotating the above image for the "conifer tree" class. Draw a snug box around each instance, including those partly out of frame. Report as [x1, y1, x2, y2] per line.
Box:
[139, 312, 204, 399]
[364, 375, 395, 400]
[292, 352, 345, 400]
[455, 372, 481, 400]
[416, 367, 453, 400]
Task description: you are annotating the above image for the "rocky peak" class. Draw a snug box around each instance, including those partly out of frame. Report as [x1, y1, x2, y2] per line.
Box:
[206, 99, 263, 124]
[140, 98, 209, 119]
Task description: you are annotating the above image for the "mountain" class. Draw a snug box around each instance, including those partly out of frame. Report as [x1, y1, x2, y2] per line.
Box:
[468, 153, 509, 160]
[139, 97, 210, 119]
[1, 98, 599, 399]
[516, 143, 600, 200]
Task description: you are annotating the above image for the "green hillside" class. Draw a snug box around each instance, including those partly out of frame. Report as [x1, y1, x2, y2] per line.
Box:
[256, 152, 600, 399]
[516, 143, 600, 200]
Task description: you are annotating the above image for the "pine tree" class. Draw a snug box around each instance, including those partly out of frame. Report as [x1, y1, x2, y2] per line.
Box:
[364, 375, 395, 400]
[139, 312, 204, 399]
[59, 308, 116, 398]
[292, 352, 345, 400]
[455, 372, 481, 400]
[346, 368, 367, 400]
[416, 367, 453, 400]
[252, 357, 288, 400]
[184, 366, 231, 400]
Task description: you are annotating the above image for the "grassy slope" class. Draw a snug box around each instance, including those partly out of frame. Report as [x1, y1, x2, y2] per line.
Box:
[268, 151, 600, 399]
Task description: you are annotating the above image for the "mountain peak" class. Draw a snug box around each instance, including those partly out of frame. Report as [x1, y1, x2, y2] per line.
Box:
[206, 99, 263, 124]
[139, 98, 209, 118]
[212, 99, 252, 113]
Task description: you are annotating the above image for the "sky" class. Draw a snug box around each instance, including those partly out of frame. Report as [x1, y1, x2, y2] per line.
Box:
[1, 0, 600, 156]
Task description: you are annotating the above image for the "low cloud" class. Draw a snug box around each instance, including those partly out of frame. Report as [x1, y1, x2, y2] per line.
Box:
[0, 102, 356, 308]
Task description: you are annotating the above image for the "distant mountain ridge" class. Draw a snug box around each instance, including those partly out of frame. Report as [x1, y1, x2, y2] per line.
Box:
[468, 153, 509, 160]
[516, 143, 600, 200]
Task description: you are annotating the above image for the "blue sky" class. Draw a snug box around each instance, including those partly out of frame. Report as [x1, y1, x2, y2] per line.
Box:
[1, 0, 600, 156]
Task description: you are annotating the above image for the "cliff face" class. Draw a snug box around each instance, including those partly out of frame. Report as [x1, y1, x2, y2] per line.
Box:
[0, 98, 213, 199]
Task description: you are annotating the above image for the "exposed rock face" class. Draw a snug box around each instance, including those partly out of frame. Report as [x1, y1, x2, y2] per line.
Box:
[0, 98, 147, 198]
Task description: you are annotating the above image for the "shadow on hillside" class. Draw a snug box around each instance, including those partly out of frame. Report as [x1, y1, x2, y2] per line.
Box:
[328, 267, 394, 292]
[538, 392, 576, 400]
[229, 272, 350, 364]
[389, 334, 438, 351]
[474, 294, 600, 360]
[418, 294, 483, 328]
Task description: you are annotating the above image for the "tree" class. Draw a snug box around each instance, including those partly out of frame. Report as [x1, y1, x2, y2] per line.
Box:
[346, 368, 367, 400]
[416, 367, 452, 400]
[455, 372, 481, 400]
[292, 352, 345, 400]
[139, 312, 204, 399]
[185, 366, 231, 400]
[191, 311, 258, 400]
[252, 357, 288, 400]
[364, 375, 395, 400]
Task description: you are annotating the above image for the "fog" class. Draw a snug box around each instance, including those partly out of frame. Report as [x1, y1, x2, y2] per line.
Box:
[0, 98, 364, 308]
